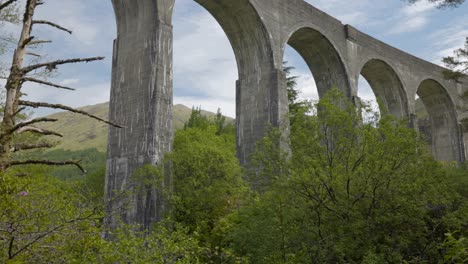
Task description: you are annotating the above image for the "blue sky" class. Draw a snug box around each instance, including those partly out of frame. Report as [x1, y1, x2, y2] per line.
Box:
[2, 0, 468, 117]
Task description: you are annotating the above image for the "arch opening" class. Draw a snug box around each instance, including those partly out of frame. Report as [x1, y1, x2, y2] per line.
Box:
[192, 0, 286, 164]
[284, 45, 319, 106]
[195, 0, 275, 78]
[286, 27, 350, 99]
[173, 1, 238, 118]
[359, 59, 408, 119]
[357, 75, 380, 125]
[416, 79, 461, 162]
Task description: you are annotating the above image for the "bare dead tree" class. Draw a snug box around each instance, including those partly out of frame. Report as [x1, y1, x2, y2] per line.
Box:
[0, 0, 121, 172]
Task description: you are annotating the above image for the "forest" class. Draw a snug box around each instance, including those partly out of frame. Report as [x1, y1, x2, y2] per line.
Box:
[1, 76, 467, 263]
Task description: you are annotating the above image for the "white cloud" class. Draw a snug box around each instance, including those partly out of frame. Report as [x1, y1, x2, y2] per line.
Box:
[389, 16, 429, 34]
[173, 2, 237, 109]
[297, 74, 319, 101]
[60, 79, 79, 86]
[23, 80, 111, 117]
[403, 1, 437, 15]
[305, 0, 373, 26]
[358, 76, 377, 102]
[387, 0, 438, 35]
[2, 0, 466, 122]
[175, 96, 236, 118]
[427, 16, 468, 64]
[34, 0, 115, 53]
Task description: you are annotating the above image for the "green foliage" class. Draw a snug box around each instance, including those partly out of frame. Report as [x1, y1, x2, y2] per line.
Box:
[443, 37, 468, 81]
[0, 168, 101, 263]
[171, 108, 247, 261]
[0, 164, 205, 263]
[55, 222, 203, 264]
[283, 62, 312, 127]
[2, 78, 467, 263]
[442, 232, 468, 263]
[184, 106, 211, 130]
[96, 224, 203, 264]
[43, 148, 106, 180]
[228, 89, 468, 263]
[83, 165, 106, 203]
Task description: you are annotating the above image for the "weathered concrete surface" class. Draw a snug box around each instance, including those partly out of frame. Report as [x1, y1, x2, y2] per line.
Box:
[106, 0, 468, 228]
[105, 0, 175, 231]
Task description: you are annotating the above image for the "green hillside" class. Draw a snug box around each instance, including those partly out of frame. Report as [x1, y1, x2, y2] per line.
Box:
[39, 103, 232, 152]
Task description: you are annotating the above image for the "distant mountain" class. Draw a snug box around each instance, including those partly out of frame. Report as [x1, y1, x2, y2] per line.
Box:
[39, 102, 232, 152]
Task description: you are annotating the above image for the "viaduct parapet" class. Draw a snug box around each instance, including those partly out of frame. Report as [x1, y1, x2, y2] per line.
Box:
[105, 0, 468, 230]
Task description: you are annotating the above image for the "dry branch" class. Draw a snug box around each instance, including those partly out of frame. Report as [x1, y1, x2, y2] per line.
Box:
[21, 36, 35, 48]
[0, 0, 18, 11]
[11, 142, 53, 152]
[23, 56, 105, 73]
[19, 100, 123, 128]
[13, 107, 25, 116]
[23, 77, 75, 90]
[28, 40, 52, 46]
[17, 126, 62, 137]
[32, 20, 72, 34]
[5, 160, 85, 173]
[26, 52, 41, 57]
[9, 117, 58, 135]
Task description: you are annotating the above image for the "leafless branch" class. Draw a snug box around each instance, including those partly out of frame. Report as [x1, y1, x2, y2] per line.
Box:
[22, 56, 105, 73]
[32, 20, 72, 34]
[0, 0, 18, 12]
[9, 118, 58, 135]
[11, 142, 53, 152]
[28, 40, 52, 46]
[26, 52, 41, 57]
[21, 36, 35, 48]
[19, 100, 123, 128]
[17, 126, 63, 137]
[23, 77, 75, 91]
[5, 160, 85, 173]
[13, 107, 25, 116]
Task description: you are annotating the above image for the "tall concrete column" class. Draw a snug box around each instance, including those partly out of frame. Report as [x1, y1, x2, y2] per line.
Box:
[105, 0, 290, 230]
[236, 69, 290, 164]
[105, 0, 175, 231]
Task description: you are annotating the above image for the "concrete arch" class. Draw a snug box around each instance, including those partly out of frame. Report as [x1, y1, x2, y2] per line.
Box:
[194, 0, 287, 164]
[107, 0, 468, 231]
[107, 0, 289, 230]
[194, 0, 275, 77]
[359, 59, 409, 118]
[416, 79, 462, 162]
[283, 24, 351, 98]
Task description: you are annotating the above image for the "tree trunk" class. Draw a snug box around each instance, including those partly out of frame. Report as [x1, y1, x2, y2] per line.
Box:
[0, 0, 37, 170]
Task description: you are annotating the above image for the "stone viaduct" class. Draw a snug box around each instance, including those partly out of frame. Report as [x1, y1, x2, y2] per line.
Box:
[105, 0, 468, 229]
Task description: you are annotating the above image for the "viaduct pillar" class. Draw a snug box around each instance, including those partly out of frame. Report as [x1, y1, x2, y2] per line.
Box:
[105, 0, 290, 229]
[105, 0, 175, 231]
